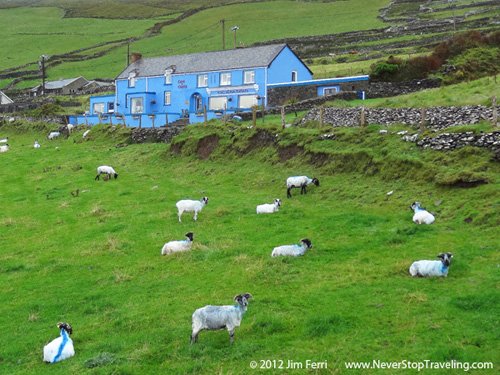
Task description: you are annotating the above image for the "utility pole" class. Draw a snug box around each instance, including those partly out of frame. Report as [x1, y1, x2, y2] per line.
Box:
[231, 26, 239, 49]
[220, 19, 226, 50]
[39, 55, 47, 96]
[127, 40, 130, 66]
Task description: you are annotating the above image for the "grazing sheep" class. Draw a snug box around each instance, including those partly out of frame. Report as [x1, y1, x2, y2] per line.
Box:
[256, 199, 281, 214]
[95, 165, 118, 180]
[0, 137, 8, 143]
[47, 131, 61, 140]
[411, 202, 435, 224]
[161, 232, 194, 255]
[34, 140, 41, 148]
[409, 252, 453, 277]
[0, 144, 9, 153]
[191, 293, 252, 344]
[176, 197, 208, 222]
[43, 322, 75, 363]
[66, 124, 74, 133]
[82, 129, 91, 139]
[286, 176, 319, 198]
[272, 238, 312, 257]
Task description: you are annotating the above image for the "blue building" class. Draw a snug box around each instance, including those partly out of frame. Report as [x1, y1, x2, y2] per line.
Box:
[70, 44, 368, 127]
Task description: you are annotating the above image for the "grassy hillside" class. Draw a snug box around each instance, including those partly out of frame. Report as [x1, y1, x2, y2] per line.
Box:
[0, 117, 498, 374]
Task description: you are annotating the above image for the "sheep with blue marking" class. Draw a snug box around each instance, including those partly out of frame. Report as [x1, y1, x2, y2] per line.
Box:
[95, 165, 118, 180]
[409, 252, 453, 277]
[256, 198, 281, 214]
[176, 197, 208, 222]
[271, 238, 312, 257]
[191, 293, 252, 344]
[410, 202, 435, 224]
[161, 232, 194, 255]
[43, 322, 75, 363]
[286, 176, 319, 198]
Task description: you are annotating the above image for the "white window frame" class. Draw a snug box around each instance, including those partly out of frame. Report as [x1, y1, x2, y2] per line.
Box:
[323, 86, 339, 96]
[209, 96, 227, 111]
[164, 91, 171, 105]
[220, 72, 231, 86]
[291, 71, 298, 82]
[243, 70, 255, 84]
[238, 95, 258, 109]
[93, 102, 105, 114]
[164, 70, 172, 84]
[128, 72, 136, 87]
[131, 97, 143, 114]
[197, 74, 208, 88]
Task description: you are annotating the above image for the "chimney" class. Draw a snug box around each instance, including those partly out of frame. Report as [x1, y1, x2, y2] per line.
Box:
[130, 53, 142, 64]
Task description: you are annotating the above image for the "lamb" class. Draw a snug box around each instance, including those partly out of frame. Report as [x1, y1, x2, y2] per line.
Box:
[43, 322, 75, 363]
[47, 131, 61, 140]
[0, 144, 9, 153]
[95, 165, 118, 180]
[191, 293, 252, 344]
[271, 238, 312, 257]
[409, 252, 453, 277]
[34, 140, 41, 148]
[82, 129, 91, 139]
[176, 197, 208, 222]
[161, 232, 194, 255]
[256, 198, 281, 214]
[0, 137, 8, 143]
[286, 176, 319, 198]
[410, 202, 435, 224]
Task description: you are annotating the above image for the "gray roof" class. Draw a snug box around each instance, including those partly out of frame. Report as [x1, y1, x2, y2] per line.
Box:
[117, 44, 294, 79]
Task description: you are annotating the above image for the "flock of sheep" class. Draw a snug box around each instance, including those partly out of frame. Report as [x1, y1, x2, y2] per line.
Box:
[1, 126, 453, 364]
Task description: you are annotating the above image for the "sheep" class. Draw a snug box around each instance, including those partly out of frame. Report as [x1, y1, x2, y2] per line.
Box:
[410, 202, 435, 224]
[82, 129, 91, 139]
[95, 165, 118, 180]
[176, 197, 208, 222]
[0, 144, 9, 153]
[43, 322, 75, 363]
[0, 137, 8, 143]
[286, 176, 319, 198]
[47, 131, 61, 140]
[66, 124, 74, 133]
[256, 198, 281, 214]
[34, 140, 41, 148]
[409, 252, 453, 277]
[161, 232, 194, 255]
[191, 293, 252, 344]
[271, 238, 312, 257]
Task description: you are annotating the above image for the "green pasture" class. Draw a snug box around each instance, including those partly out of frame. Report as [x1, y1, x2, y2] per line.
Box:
[0, 115, 498, 374]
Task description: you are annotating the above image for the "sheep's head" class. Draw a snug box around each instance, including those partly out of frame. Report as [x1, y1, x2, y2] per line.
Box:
[201, 197, 209, 204]
[185, 232, 194, 241]
[312, 178, 320, 186]
[301, 239, 312, 249]
[437, 252, 453, 267]
[410, 202, 421, 211]
[57, 322, 73, 335]
[114, 173, 119, 179]
[234, 293, 253, 309]
[275, 199, 282, 207]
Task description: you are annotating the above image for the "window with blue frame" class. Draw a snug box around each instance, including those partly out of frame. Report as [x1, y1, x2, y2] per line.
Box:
[243, 70, 255, 84]
[291, 71, 298, 82]
[197, 74, 208, 87]
[220, 72, 231, 86]
[164, 91, 171, 105]
[93, 102, 105, 114]
[131, 97, 143, 114]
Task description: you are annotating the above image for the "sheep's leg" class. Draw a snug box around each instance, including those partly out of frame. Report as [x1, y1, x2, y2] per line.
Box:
[301, 184, 307, 195]
[287, 187, 292, 198]
[95, 173, 100, 181]
[178, 210, 183, 223]
[191, 331, 199, 344]
[193, 211, 198, 221]
[228, 329, 235, 344]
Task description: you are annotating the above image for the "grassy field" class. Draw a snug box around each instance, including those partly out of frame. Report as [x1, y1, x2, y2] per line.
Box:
[0, 115, 498, 373]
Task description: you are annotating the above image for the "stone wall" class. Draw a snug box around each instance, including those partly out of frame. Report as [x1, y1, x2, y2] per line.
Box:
[366, 79, 441, 98]
[130, 126, 186, 143]
[301, 105, 497, 131]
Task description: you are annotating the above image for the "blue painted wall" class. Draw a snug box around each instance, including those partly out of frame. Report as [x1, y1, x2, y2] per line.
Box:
[267, 46, 312, 84]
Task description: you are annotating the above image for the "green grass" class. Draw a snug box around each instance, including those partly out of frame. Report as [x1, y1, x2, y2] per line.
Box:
[0, 118, 498, 374]
[327, 76, 500, 108]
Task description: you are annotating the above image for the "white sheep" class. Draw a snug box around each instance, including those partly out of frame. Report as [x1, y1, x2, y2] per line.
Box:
[271, 238, 312, 257]
[47, 131, 60, 140]
[66, 124, 74, 133]
[43, 322, 75, 363]
[161, 232, 194, 255]
[0, 137, 8, 143]
[286, 176, 319, 198]
[0, 144, 9, 153]
[409, 252, 453, 277]
[95, 165, 118, 180]
[256, 198, 281, 214]
[82, 129, 91, 139]
[191, 293, 252, 344]
[34, 140, 41, 148]
[410, 202, 435, 224]
[176, 197, 208, 222]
